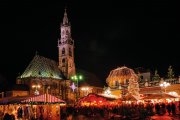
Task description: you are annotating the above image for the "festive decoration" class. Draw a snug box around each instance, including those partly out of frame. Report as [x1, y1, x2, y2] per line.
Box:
[0, 94, 65, 105]
[104, 87, 111, 95]
[160, 81, 170, 93]
[106, 66, 138, 87]
[32, 84, 41, 95]
[127, 77, 140, 100]
[167, 65, 175, 79]
[34, 90, 40, 95]
[21, 93, 65, 103]
[78, 93, 108, 106]
[70, 75, 83, 99]
[143, 93, 178, 99]
[100, 87, 120, 99]
[106, 66, 140, 100]
[70, 82, 76, 92]
[152, 69, 160, 81]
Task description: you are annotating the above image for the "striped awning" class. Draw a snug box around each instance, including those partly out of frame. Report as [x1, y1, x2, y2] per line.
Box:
[21, 93, 65, 103]
[0, 94, 65, 105]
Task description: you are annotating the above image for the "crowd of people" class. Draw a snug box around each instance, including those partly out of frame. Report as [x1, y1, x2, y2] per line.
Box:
[61, 101, 180, 120]
[154, 102, 177, 115]
[0, 101, 180, 120]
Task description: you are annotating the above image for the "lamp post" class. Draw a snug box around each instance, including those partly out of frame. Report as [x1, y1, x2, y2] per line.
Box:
[71, 75, 83, 101]
[160, 81, 170, 93]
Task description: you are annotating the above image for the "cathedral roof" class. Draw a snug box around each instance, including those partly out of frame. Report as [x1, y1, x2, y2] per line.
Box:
[19, 55, 64, 80]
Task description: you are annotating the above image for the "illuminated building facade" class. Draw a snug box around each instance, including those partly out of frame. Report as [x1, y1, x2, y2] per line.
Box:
[105, 66, 180, 99]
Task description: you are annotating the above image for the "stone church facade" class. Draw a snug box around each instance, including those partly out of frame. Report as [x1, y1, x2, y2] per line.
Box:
[14, 9, 82, 103]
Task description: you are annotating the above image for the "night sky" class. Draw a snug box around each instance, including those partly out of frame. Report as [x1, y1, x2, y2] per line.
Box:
[0, 1, 179, 89]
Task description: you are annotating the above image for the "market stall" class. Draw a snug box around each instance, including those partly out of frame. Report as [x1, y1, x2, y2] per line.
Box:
[0, 93, 65, 120]
[78, 93, 110, 106]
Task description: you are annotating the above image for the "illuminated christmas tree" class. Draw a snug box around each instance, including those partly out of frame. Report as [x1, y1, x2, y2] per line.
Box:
[127, 76, 140, 100]
[152, 69, 160, 81]
[167, 65, 175, 79]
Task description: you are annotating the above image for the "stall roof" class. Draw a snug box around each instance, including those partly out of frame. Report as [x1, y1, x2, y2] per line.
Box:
[78, 93, 115, 104]
[143, 93, 179, 100]
[21, 93, 65, 104]
[0, 94, 65, 105]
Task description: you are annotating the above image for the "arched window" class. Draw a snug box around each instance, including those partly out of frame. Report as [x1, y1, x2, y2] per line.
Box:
[62, 48, 65, 55]
[115, 81, 119, 86]
[69, 63, 72, 67]
[66, 30, 69, 35]
[62, 58, 65, 63]
[62, 30, 65, 36]
[69, 47, 72, 56]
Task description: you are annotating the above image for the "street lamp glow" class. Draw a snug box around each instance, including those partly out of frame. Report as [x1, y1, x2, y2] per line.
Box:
[168, 92, 178, 96]
[81, 87, 89, 91]
[79, 75, 82, 80]
[32, 84, 41, 88]
[160, 82, 170, 87]
[159, 81, 170, 93]
[71, 75, 83, 81]
[70, 74, 83, 101]
[37, 85, 41, 88]
[32, 84, 41, 95]
[104, 89, 111, 95]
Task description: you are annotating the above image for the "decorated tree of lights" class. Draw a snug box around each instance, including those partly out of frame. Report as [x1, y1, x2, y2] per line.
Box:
[152, 69, 160, 81]
[167, 65, 175, 79]
[127, 76, 140, 100]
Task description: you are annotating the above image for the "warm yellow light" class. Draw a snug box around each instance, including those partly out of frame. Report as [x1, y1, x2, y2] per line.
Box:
[160, 82, 170, 87]
[38, 85, 41, 88]
[104, 89, 111, 95]
[168, 91, 178, 96]
[32, 84, 41, 88]
[81, 87, 89, 91]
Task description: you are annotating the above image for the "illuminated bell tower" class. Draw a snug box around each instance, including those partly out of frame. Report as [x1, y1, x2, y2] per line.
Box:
[58, 9, 76, 79]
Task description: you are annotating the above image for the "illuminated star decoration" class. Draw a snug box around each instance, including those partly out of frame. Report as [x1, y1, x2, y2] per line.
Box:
[70, 82, 76, 92]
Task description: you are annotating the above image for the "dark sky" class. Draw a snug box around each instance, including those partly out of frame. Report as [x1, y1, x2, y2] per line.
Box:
[0, 0, 179, 87]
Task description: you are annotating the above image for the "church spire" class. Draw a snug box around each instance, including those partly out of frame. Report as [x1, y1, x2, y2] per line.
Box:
[58, 8, 75, 79]
[63, 8, 69, 25]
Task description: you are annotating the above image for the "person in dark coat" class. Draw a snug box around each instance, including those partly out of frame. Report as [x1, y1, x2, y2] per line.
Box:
[160, 102, 166, 114]
[166, 103, 171, 115]
[171, 102, 176, 115]
[155, 103, 160, 114]
[3, 113, 11, 120]
[17, 107, 23, 119]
